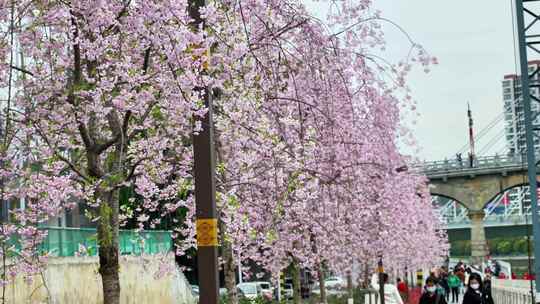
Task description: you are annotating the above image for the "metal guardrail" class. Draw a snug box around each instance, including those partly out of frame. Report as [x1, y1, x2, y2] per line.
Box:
[492, 279, 534, 304]
[444, 214, 530, 225]
[414, 154, 532, 175]
[363, 289, 379, 304]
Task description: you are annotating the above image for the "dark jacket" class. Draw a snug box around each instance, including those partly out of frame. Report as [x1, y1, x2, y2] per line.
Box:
[483, 281, 494, 304]
[439, 278, 449, 291]
[462, 288, 490, 304]
[419, 290, 447, 304]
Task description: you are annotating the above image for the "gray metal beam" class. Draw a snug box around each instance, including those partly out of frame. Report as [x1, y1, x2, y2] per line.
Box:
[514, 0, 540, 300]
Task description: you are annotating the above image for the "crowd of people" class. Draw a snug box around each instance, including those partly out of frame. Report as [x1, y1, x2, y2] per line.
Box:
[371, 262, 496, 304]
[417, 263, 495, 304]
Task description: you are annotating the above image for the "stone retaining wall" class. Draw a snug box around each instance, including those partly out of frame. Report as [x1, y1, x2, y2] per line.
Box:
[1, 255, 195, 304]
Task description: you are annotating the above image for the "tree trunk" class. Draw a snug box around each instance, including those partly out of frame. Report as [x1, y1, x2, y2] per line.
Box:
[318, 263, 327, 304]
[363, 262, 370, 289]
[291, 260, 302, 304]
[347, 270, 354, 303]
[97, 190, 120, 304]
[216, 141, 237, 304]
[223, 246, 237, 304]
[220, 221, 238, 304]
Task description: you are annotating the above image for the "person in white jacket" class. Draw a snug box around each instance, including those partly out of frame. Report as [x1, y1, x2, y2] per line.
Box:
[371, 273, 404, 304]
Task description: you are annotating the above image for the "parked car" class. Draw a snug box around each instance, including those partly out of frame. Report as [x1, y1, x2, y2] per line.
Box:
[311, 277, 347, 296]
[237, 282, 267, 300]
[282, 283, 294, 299]
[325, 276, 346, 290]
[253, 281, 273, 299]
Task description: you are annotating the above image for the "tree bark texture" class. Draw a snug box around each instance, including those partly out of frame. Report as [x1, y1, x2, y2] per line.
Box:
[318, 264, 327, 304]
[363, 263, 370, 289]
[97, 189, 120, 304]
[292, 260, 302, 304]
[347, 270, 354, 302]
[220, 221, 238, 304]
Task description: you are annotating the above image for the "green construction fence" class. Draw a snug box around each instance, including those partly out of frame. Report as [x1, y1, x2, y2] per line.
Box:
[37, 227, 172, 257]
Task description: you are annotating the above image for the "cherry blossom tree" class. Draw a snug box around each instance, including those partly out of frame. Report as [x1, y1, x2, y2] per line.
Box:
[0, 1, 213, 302]
[211, 0, 447, 301]
[0, 0, 447, 303]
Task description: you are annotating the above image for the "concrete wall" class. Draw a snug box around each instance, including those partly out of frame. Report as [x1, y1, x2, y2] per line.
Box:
[2, 255, 195, 304]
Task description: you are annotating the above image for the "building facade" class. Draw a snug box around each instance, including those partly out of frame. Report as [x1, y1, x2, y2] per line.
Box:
[500, 61, 540, 215]
[503, 60, 540, 155]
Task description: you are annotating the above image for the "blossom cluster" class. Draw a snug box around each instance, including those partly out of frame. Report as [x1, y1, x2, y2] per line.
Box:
[0, 0, 447, 287]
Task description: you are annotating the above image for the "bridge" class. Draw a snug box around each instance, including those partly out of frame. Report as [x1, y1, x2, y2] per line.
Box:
[416, 154, 537, 264]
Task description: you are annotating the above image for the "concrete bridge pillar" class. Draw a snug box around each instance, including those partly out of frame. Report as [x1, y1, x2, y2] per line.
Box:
[469, 210, 488, 265]
[428, 168, 530, 266]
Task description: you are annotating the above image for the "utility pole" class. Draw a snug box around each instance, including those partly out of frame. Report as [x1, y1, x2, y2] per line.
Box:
[378, 256, 385, 304]
[514, 0, 540, 301]
[189, 0, 219, 303]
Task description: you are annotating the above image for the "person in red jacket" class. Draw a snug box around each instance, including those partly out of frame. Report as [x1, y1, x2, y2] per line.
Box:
[397, 278, 409, 303]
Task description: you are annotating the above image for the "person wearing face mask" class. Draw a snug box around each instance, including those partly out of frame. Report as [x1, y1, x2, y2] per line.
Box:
[462, 273, 490, 304]
[371, 273, 404, 304]
[419, 277, 447, 304]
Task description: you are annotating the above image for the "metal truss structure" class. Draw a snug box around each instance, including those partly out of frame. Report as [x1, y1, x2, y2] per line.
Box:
[432, 187, 532, 225]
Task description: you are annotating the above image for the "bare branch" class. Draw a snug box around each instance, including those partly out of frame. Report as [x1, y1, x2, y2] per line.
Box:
[10, 65, 33, 77]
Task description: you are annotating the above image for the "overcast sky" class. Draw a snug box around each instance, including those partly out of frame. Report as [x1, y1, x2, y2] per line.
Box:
[306, 0, 518, 161]
[371, 0, 517, 161]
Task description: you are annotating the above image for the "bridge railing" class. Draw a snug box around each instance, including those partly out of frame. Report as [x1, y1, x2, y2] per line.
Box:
[416, 154, 530, 174]
[492, 279, 534, 304]
[441, 214, 530, 226]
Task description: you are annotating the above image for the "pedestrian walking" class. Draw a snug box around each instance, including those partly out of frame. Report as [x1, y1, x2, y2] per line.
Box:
[463, 268, 471, 295]
[371, 273, 404, 304]
[483, 274, 494, 304]
[397, 278, 409, 303]
[448, 272, 460, 303]
[418, 277, 447, 304]
[456, 153, 463, 167]
[462, 273, 491, 304]
[455, 269, 465, 295]
[439, 272, 450, 302]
